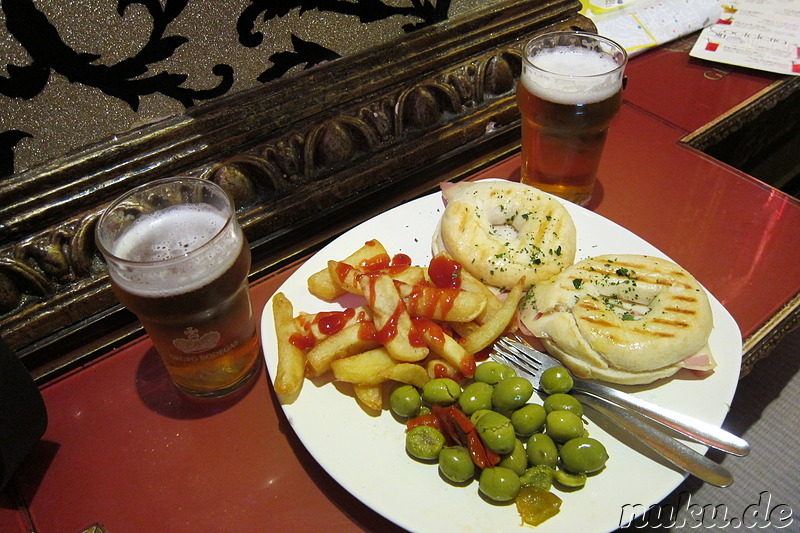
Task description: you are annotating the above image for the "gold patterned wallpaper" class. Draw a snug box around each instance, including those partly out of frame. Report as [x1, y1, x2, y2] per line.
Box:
[0, 0, 498, 177]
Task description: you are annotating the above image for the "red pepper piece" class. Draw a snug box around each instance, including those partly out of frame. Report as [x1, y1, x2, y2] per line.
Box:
[431, 405, 459, 444]
[447, 406, 475, 434]
[466, 429, 501, 469]
[406, 413, 442, 432]
[432, 405, 500, 469]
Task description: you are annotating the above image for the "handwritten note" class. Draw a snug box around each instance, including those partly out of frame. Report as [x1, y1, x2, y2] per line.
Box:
[690, 1, 800, 76]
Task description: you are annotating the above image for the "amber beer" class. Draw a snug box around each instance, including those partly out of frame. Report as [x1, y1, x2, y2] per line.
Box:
[518, 32, 627, 206]
[96, 178, 260, 397]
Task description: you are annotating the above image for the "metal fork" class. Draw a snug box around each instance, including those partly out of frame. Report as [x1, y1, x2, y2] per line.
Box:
[491, 337, 748, 487]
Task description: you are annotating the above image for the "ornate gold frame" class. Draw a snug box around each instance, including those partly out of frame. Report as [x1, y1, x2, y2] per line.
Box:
[0, 0, 593, 382]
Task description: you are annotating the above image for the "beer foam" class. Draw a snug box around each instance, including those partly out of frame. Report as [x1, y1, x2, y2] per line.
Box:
[110, 204, 241, 297]
[522, 47, 622, 105]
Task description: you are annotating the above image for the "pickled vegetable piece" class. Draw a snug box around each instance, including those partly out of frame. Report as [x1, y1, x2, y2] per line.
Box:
[553, 468, 587, 488]
[519, 465, 554, 491]
[515, 486, 562, 527]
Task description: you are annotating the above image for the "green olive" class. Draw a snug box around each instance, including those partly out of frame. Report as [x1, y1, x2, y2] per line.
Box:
[519, 465, 554, 491]
[479, 466, 521, 502]
[475, 411, 516, 454]
[559, 437, 609, 474]
[438, 446, 475, 483]
[498, 438, 528, 476]
[510, 403, 547, 437]
[543, 393, 584, 418]
[545, 410, 585, 443]
[470, 408, 493, 426]
[458, 381, 494, 416]
[540, 366, 574, 394]
[421, 378, 461, 405]
[492, 377, 534, 411]
[526, 433, 559, 468]
[553, 468, 587, 488]
[473, 361, 516, 385]
[389, 384, 422, 418]
[405, 425, 445, 461]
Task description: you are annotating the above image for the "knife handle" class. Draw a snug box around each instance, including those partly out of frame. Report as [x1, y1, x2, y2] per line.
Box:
[578, 393, 733, 488]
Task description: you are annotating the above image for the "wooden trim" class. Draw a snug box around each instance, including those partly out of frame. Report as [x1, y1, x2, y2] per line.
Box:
[741, 293, 800, 378]
[681, 76, 800, 158]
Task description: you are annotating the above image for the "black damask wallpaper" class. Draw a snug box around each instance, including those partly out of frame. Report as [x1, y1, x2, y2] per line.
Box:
[1, 0, 493, 177]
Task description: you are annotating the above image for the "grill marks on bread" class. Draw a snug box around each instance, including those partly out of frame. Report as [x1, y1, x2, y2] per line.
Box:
[438, 181, 576, 289]
[520, 254, 714, 383]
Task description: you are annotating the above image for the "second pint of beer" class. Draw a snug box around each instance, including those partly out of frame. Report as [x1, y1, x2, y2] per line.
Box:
[96, 177, 261, 398]
[518, 32, 627, 206]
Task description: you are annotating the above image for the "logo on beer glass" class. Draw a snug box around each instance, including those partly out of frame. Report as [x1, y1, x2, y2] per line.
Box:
[173, 327, 221, 354]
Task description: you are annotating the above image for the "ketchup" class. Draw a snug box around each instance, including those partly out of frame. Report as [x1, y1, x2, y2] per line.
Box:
[429, 255, 462, 289]
[316, 308, 355, 336]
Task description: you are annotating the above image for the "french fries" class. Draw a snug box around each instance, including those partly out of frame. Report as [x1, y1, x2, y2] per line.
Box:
[359, 273, 429, 363]
[308, 240, 388, 300]
[379, 363, 430, 388]
[414, 317, 475, 378]
[331, 348, 395, 385]
[306, 323, 380, 377]
[272, 239, 523, 411]
[459, 278, 525, 354]
[272, 293, 306, 395]
[353, 384, 383, 411]
[395, 281, 487, 322]
[457, 264, 505, 324]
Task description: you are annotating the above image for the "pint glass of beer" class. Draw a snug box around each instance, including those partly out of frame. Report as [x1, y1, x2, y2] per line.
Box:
[518, 31, 627, 206]
[96, 177, 261, 397]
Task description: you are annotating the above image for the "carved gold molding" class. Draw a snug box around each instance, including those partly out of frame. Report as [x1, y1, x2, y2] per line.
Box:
[0, 0, 593, 380]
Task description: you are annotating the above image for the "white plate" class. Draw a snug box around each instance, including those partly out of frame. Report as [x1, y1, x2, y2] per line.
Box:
[260, 183, 742, 533]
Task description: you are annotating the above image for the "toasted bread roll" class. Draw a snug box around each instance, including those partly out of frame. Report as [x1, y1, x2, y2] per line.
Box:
[433, 180, 576, 290]
[520, 254, 714, 384]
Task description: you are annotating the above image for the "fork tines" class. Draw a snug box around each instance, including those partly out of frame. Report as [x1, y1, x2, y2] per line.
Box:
[493, 338, 543, 374]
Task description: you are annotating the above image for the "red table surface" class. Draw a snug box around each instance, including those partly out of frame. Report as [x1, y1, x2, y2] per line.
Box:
[3, 37, 799, 533]
[623, 39, 779, 134]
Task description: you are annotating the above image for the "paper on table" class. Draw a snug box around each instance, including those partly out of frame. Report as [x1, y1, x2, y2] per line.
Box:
[586, 0, 642, 14]
[585, 0, 721, 56]
[690, 0, 800, 76]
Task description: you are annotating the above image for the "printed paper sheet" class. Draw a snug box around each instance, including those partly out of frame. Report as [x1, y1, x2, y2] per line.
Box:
[585, 0, 721, 56]
[689, 1, 800, 76]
